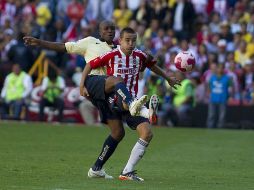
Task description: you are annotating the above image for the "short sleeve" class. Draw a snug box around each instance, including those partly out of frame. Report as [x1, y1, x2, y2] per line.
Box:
[65, 37, 92, 55]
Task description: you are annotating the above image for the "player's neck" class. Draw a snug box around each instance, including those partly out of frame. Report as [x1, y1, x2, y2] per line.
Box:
[99, 38, 113, 45]
[120, 47, 132, 56]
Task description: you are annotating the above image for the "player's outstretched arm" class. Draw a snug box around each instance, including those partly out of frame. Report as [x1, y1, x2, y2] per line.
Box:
[150, 65, 181, 89]
[23, 36, 66, 52]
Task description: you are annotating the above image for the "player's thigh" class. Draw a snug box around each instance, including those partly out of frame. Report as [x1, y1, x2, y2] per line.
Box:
[85, 75, 107, 100]
[124, 112, 149, 130]
[105, 76, 124, 93]
[124, 113, 152, 142]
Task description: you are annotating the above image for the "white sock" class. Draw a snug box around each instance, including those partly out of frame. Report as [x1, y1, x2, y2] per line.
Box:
[139, 106, 149, 119]
[122, 138, 148, 174]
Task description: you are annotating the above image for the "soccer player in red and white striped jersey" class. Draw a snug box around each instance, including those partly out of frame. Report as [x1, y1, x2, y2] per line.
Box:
[90, 47, 155, 98]
[82, 27, 181, 181]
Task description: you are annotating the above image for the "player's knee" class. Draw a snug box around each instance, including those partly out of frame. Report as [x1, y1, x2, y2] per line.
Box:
[114, 76, 124, 85]
[141, 128, 153, 142]
[145, 129, 153, 142]
[111, 128, 125, 141]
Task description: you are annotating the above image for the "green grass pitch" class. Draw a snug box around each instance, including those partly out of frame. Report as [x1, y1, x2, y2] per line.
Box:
[0, 122, 253, 190]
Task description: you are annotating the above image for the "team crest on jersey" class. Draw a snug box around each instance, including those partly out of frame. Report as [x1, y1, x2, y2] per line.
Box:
[133, 58, 136, 65]
[118, 59, 122, 64]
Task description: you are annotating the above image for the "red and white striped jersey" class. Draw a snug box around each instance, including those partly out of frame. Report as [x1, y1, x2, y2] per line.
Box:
[90, 45, 156, 98]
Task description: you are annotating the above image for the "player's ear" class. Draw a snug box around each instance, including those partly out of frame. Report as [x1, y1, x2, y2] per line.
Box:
[119, 37, 122, 44]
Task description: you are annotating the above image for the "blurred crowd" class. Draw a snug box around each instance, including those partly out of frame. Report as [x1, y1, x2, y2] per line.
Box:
[0, 0, 254, 127]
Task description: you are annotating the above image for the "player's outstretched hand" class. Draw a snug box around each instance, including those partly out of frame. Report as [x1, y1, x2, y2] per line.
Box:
[167, 77, 181, 90]
[80, 85, 89, 98]
[23, 36, 40, 46]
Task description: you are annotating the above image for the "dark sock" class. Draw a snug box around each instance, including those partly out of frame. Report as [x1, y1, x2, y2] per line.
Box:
[114, 82, 133, 106]
[92, 135, 119, 171]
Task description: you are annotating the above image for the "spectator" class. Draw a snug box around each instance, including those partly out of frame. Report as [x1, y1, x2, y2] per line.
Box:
[205, 33, 220, 53]
[172, 71, 195, 126]
[217, 39, 227, 64]
[126, 0, 141, 11]
[7, 32, 34, 72]
[196, 44, 208, 72]
[131, 0, 151, 27]
[32, 3, 52, 39]
[0, 64, 32, 120]
[85, 0, 113, 23]
[39, 68, 65, 122]
[240, 22, 252, 43]
[219, 21, 233, 43]
[234, 40, 250, 67]
[191, 0, 207, 15]
[136, 23, 146, 49]
[144, 19, 159, 39]
[171, 0, 196, 40]
[113, 0, 132, 29]
[149, 0, 170, 28]
[225, 52, 241, 102]
[230, 11, 241, 34]
[206, 64, 233, 128]
[1, 28, 17, 62]
[247, 14, 254, 36]
[241, 59, 254, 105]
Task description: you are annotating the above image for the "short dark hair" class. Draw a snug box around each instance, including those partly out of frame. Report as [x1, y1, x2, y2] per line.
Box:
[120, 27, 136, 38]
[99, 20, 115, 32]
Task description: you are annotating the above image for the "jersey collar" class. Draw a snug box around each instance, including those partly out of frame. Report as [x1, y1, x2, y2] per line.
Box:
[99, 38, 117, 49]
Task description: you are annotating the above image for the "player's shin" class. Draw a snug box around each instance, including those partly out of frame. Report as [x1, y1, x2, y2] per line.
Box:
[122, 138, 149, 174]
[92, 135, 119, 171]
[114, 82, 133, 107]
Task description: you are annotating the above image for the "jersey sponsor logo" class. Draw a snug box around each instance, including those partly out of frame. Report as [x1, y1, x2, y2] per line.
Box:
[117, 68, 139, 75]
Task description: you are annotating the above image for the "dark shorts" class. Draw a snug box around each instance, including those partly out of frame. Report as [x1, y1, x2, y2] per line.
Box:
[85, 75, 149, 128]
[90, 99, 116, 124]
[85, 75, 107, 100]
[110, 110, 149, 130]
[123, 112, 149, 130]
[91, 99, 149, 129]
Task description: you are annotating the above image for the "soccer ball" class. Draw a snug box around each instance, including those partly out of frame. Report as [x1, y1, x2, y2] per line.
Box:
[174, 51, 195, 72]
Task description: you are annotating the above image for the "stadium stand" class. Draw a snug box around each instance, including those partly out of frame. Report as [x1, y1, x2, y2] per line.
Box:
[0, 0, 254, 128]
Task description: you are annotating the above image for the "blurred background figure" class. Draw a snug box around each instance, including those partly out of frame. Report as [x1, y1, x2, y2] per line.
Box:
[172, 71, 195, 126]
[39, 68, 65, 122]
[85, 0, 113, 24]
[171, 0, 196, 40]
[113, 0, 133, 29]
[0, 64, 33, 120]
[7, 32, 34, 72]
[206, 64, 233, 128]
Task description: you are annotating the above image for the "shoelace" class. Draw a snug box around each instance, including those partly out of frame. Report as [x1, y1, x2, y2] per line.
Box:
[122, 170, 138, 177]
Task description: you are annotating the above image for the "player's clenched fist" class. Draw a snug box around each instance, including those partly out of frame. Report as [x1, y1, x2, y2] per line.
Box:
[80, 85, 90, 98]
[23, 36, 40, 46]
